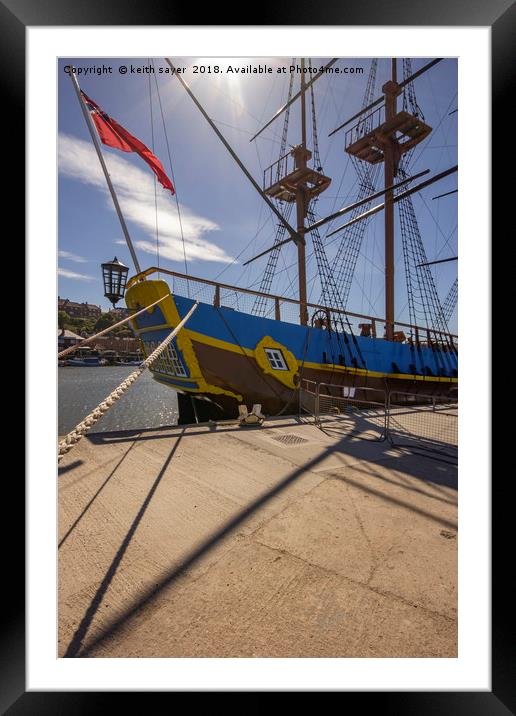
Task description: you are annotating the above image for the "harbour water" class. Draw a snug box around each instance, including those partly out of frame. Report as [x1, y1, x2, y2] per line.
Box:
[58, 366, 179, 435]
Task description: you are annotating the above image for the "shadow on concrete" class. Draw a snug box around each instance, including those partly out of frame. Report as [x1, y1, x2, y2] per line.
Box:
[330, 470, 458, 524]
[325, 452, 457, 501]
[324, 435, 458, 491]
[62, 416, 457, 658]
[58, 439, 140, 550]
[86, 416, 308, 446]
[318, 412, 457, 465]
[58, 459, 83, 476]
[63, 429, 185, 658]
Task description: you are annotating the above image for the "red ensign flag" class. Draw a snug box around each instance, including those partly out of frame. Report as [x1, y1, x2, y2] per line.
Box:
[81, 91, 175, 195]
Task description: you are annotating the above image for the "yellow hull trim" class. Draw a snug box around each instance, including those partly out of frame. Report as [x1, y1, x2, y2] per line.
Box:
[125, 279, 243, 402]
[183, 325, 458, 385]
[126, 280, 458, 392]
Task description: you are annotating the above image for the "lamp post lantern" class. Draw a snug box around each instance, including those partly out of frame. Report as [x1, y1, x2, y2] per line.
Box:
[101, 256, 129, 307]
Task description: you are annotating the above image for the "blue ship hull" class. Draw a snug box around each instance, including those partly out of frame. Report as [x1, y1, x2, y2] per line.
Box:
[126, 278, 458, 419]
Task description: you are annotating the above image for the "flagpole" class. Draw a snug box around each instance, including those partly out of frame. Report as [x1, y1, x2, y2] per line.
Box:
[67, 67, 141, 274]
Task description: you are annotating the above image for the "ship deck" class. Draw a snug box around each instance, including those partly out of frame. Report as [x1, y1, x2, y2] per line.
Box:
[58, 414, 457, 658]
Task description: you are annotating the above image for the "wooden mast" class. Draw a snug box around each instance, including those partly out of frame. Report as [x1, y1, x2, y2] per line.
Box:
[382, 58, 401, 341]
[296, 58, 309, 326]
[169, 55, 330, 327]
[260, 58, 330, 323]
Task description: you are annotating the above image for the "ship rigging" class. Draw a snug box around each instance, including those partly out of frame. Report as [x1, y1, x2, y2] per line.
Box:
[68, 57, 458, 422]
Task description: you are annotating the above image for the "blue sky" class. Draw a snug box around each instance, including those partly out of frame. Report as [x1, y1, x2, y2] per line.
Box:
[58, 57, 457, 331]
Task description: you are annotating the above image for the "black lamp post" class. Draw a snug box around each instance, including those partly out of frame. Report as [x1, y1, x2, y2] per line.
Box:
[101, 257, 129, 307]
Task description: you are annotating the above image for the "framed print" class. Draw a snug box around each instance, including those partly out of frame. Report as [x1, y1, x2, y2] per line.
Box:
[5, 0, 511, 709]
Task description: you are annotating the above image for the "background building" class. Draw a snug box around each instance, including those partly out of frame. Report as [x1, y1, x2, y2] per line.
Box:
[109, 307, 133, 320]
[58, 328, 83, 351]
[58, 297, 102, 319]
[92, 336, 141, 353]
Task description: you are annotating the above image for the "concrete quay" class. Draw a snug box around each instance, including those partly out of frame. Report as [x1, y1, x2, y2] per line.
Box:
[58, 414, 457, 658]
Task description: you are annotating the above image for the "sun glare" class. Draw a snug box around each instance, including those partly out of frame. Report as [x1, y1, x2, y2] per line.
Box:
[193, 57, 253, 115]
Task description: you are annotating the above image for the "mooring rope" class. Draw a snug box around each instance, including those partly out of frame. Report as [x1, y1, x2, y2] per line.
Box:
[58, 295, 168, 359]
[58, 300, 199, 461]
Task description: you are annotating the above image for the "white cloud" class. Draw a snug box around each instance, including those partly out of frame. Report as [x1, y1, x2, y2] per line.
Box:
[58, 133, 233, 264]
[58, 249, 88, 263]
[58, 267, 96, 281]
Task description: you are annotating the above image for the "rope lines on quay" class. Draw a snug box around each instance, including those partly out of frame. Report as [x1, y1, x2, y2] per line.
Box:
[58, 300, 199, 462]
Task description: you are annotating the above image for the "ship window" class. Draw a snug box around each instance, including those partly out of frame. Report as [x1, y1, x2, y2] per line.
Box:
[168, 342, 187, 377]
[265, 348, 288, 371]
[144, 340, 187, 377]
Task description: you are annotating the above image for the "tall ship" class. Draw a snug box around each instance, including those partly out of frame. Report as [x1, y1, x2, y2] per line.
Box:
[68, 57, 458, 422]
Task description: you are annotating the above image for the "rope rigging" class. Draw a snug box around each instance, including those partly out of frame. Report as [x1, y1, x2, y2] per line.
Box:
[151, 58, 189, 289]
[250, 58, 367, 368]
[396, 59, 454, 344]
[248, 57, 455, 364]
[148, 59, 160, 273]
[330, 60, 381, 310]
[305, 61, 366, 369]
[396, 169, 448, 334]
[307, 58, 346, 312]
[252, 63, 296, 315]
[442, 277, 458, 324]
[401, 58, 425, 121]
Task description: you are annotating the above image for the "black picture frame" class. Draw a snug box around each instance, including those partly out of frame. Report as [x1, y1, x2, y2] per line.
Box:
[7, 0, 510, 710]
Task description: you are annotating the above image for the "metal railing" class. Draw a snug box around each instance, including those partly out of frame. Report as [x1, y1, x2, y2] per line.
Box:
[300, 379, 458, 459]
[345, 105, 385, 149]
[263, 150, 297, 190]
[387, 390, 458, 457]
[300, 379, 388, 441]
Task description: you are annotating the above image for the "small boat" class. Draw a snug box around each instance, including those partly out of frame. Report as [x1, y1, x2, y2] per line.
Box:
[66, 357, 101, 366]
[99, 349, 119, 366]
[65, 347, 101, 366]
[115, 351, 143, 366]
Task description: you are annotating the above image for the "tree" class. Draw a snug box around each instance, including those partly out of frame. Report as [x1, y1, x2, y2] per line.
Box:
[67, 316, 94, 334]
[58, 311, 70, 330]
[94, 312, 117, 332]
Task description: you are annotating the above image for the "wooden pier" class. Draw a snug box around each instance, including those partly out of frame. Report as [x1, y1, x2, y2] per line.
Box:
[58, 415, 457, 658]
